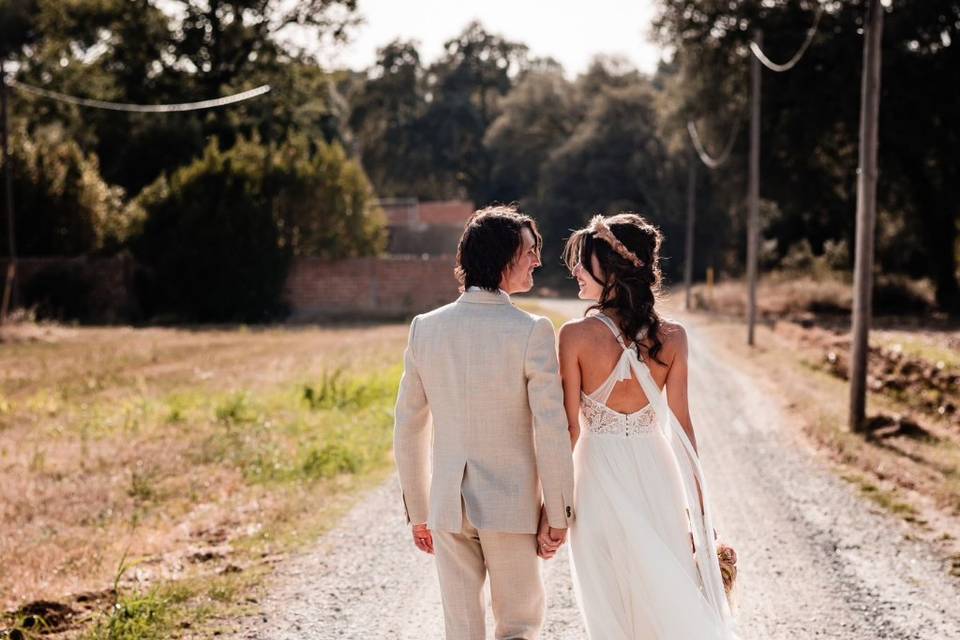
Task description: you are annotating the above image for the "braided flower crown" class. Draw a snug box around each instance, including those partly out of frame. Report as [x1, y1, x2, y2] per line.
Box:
[588, 215, 645, 269]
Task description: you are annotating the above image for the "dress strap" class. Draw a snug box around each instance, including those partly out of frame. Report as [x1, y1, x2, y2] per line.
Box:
[594, 312, 652, 350]
[593, 313, 628, 349]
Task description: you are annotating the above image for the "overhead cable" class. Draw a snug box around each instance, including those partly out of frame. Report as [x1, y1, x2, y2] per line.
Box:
[8, 80, 271, 112]
[750, 4, 824, 73]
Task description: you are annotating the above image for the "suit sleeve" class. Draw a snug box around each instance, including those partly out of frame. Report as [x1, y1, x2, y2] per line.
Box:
[525, 316, 576, 528]
[393, 316, 432, 525]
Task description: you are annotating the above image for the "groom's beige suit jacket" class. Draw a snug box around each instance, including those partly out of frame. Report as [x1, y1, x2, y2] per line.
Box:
[394, 289, 575, 534]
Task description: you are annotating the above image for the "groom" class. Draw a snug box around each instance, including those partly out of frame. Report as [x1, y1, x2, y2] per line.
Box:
[393, 205, 575, 639]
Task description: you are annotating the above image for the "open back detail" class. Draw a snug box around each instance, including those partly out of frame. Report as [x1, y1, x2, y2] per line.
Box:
[580, 313, 657, 438]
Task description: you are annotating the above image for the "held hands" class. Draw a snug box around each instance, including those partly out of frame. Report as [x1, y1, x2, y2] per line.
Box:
[536, 505, 567, 560]
[411, 523, 434, 555]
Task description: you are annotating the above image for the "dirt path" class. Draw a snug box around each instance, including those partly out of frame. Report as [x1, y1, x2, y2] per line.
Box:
[231, 300, 960, 639]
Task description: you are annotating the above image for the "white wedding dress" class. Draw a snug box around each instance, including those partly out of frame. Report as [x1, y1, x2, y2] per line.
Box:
[569, 314, 738, 640]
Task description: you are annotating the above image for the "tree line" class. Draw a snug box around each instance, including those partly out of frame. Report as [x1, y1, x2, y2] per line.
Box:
[0, 0, 957, 320]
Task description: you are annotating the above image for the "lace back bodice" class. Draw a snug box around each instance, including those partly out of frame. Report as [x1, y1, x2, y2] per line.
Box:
[580, 314, 658, 438]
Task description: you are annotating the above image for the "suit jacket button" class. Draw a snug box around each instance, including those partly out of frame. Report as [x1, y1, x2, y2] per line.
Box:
[566, 506, 572, 517]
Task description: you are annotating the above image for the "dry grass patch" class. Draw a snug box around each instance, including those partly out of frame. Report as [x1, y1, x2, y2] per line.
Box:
[689, 272, 936, 320]
[0, 321, 408, 638]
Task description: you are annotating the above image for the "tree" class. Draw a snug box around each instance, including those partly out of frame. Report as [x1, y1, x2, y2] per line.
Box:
[0, 0, 41, 58]
[536, 77, 677, 274]
[271, 136, 386, 259]
[133, 138, 288, 322]
[174, 0, 359, 95]
[423, 21, 529, 204]
[132, 136, 384, 321]
[653, 0, 960, 312]
[347, 40, 454, 199]
[0, 124, 137, 256]
[484, 69, 577, 203]
[7, 0, 362, 198]
[879, 2, 960, 310]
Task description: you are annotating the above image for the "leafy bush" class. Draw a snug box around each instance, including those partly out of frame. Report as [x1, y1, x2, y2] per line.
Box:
[133, 138, 288, 322]
[777, 238, 852, 280]
[271, 136, 386, 258]
[0, 126, 141, 256]
[132, 136, 384, 322]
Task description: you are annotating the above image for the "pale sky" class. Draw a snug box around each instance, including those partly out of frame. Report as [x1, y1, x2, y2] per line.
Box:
[313, 0, 664, 76]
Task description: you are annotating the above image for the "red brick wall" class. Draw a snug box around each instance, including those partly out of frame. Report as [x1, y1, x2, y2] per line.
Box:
[418, 201, 475, 226]
[378, 200, 475, 227]
[284, 255, 460, 319]
[380, 200, 419, 225]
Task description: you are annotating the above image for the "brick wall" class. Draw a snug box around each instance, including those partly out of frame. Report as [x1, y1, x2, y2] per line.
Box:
[418, 200, 474, 226]
[387, 224, 464, 255]
[378, 199, 475, 228]
[3, 255, 460, 323]
[284, 255, 460, 319]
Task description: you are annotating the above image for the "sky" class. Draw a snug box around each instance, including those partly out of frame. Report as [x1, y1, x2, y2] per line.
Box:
[311, 0, 664, 76]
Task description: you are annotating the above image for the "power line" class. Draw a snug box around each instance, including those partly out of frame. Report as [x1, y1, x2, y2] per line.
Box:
[0, 77, 273, 323]
[687, 114, 742, 169]
[8, 81, 271, 112]
[688, 4, 823, 168]
[750, 4, 824, 73]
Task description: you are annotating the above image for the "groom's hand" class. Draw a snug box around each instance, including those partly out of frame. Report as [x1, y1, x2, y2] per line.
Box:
[412, 523, 434, 555]
[536, 507, 565, 559]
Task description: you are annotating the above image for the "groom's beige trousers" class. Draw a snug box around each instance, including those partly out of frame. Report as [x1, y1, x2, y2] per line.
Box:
[434, 502, 544, 640]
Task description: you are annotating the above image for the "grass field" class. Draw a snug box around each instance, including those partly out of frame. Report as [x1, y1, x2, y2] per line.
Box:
[0, 321, 409, 638]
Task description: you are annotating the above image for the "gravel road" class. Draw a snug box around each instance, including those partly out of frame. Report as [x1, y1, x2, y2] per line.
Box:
[231, 300, 960, 639]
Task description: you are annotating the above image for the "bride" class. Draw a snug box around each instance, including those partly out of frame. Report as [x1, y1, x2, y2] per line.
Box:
[540, 213, 739, 639]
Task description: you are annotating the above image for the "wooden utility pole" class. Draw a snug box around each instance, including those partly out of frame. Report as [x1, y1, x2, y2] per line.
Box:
[684, 155, 697, 310]
[1, 59, 16, 325]
[850, 0, 884, 431]
[746, 30, 762, 346]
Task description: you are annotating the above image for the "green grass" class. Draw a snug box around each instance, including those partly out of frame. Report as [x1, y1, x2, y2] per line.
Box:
[79, 570, 264, 640]
[84, 588, 181, 640]
[181, 365, 401, 487]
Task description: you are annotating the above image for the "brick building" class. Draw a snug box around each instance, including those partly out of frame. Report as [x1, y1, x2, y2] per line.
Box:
[378, 199, 474, 256]
[283, 199, 476, 319]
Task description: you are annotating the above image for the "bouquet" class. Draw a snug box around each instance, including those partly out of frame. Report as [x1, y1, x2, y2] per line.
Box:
[717, 543, 737, 594]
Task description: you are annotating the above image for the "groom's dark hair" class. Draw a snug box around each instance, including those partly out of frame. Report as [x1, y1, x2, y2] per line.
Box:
[455, 205, 542, 292]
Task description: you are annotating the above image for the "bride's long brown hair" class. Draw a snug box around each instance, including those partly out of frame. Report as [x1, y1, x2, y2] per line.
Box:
[563, 213, 666, 364]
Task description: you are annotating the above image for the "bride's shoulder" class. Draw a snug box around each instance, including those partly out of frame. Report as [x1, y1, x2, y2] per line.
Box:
[653, 319, 688, 357]
[558, 315, 604, 346]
